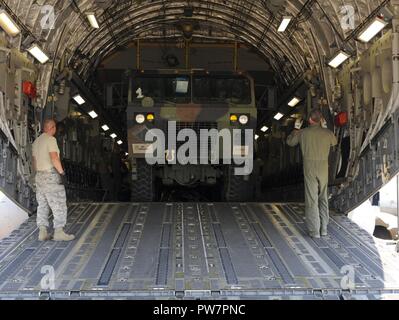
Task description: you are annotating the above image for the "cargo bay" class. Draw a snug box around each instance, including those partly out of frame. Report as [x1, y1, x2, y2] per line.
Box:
[0, 0, 399, 300]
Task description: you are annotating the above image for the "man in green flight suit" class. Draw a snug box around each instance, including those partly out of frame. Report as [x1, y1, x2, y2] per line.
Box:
[287, 109, 338, 238]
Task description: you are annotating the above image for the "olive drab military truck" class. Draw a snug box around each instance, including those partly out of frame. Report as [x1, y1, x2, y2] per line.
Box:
[127, 70, 257, 201]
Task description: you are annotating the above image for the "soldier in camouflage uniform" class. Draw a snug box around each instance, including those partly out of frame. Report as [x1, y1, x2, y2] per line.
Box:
[32, 119, 75, 242]
[287, 109, 337, 238]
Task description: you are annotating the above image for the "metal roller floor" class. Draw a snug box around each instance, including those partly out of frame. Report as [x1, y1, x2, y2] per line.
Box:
[0, 203, 398, 300]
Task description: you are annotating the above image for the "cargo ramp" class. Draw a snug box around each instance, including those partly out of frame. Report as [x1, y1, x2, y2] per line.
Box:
[0, 203, 398, 300]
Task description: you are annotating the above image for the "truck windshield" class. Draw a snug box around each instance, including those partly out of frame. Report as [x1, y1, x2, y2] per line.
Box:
[133, 75, 190, 103]
[193, 75, 251, 104]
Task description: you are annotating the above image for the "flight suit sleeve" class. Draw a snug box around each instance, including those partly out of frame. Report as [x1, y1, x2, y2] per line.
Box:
[287, 130, 301, 147]
[330, 131, 338, 147]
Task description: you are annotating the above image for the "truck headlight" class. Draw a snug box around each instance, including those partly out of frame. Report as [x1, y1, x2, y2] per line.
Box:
[239, 115, 249, 125]
[135, 114, 145, 124]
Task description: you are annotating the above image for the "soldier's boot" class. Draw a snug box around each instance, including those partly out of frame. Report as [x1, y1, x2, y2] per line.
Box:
[309, 232, 320, 239]
[38, 226, 50, 241]
[53, 228, 75, 241]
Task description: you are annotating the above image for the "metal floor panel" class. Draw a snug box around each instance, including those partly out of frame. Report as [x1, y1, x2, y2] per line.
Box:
[0, 202, 398, 300]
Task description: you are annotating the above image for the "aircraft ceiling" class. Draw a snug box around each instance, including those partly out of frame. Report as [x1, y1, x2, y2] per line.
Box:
[2, 0, 390, 87]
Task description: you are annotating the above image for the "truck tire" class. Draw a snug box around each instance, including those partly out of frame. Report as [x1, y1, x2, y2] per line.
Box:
[131, 158, 157, 202]
[223, 166, 255, 202]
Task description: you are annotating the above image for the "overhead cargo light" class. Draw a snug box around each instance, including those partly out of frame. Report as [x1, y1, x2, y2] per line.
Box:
[278, 16, 292, 32]
[0, 10, 21, 36]
[27, 44, 49, 64]
[288, 97, 301, 107]
[86, 13, 99, 29]
[101, 124, 109, 131]
[88, 110, 98, 119]
[274, 112, 284, 120]
[358, 17, 388, 43]
[110, 133, 117, 139]
[261, 126, 268, 132]
[72, 94, 85, 105]
[117, 140, 123, 145]
[327, 50, 350, 68]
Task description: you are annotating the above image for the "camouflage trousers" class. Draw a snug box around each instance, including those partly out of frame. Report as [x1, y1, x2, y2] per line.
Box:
[35, 168, 67, 229]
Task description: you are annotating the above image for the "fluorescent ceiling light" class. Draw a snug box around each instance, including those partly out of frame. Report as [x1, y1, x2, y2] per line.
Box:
[88, 110, 98, 119]
[328, 51, 350, 68]
[102, 125, 109, 131]
[110, 133, 117, 139]
[255, 134, 259, 140]
[73, 94, 85, 105]
[117, 140, 123, 145]
[278, 16, 292, 32]
[27, 44, 49, 64]
[86, 13, 99, 29]
[288, 97, 301, 107]
[358, 17, 388, 43]
[274, 112, 284, 120]
[0, 10, 20, 36]
[261, 126, 269, 132]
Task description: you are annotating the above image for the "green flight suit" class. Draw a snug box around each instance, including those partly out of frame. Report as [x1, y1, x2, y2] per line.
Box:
[287, 124, 338, 236]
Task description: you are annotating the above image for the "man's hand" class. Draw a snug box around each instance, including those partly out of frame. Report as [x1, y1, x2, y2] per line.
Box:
[59, 171, 67, 185]
[295, 119, 303, 130]
[321, 118, 328, 128]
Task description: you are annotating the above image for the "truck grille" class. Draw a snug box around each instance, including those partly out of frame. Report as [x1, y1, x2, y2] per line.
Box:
[168, 122, 218, 161]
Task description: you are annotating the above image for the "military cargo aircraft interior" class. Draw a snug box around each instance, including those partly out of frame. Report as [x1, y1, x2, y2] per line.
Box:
[0, 0, 399, 300]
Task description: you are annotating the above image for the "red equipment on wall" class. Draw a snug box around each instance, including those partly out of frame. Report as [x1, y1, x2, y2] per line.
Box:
[22, 81, 37, 99]
[335, 111, 348, 127]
